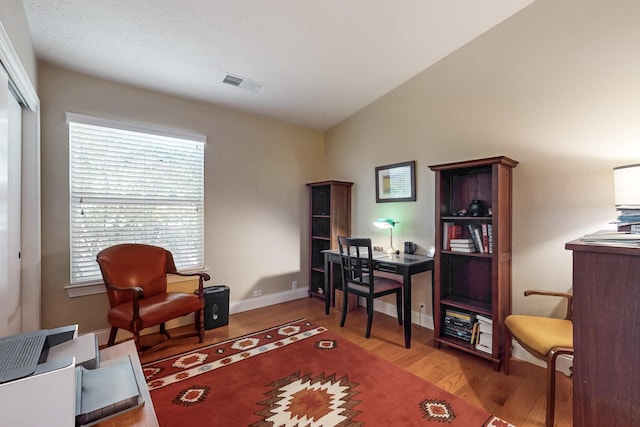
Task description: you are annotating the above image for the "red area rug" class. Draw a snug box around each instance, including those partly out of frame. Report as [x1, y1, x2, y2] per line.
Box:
[143, 319, 514, 426]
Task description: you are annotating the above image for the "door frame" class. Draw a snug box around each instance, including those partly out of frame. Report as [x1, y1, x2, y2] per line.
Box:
[0, 23, 41, 332]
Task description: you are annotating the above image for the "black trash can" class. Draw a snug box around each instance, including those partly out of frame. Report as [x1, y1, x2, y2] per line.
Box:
[202, 285, 230, 330]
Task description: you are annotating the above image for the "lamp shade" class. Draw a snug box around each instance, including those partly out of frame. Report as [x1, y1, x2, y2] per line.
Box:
[614, 164, 640, 208]
[373, 218, 397, 229]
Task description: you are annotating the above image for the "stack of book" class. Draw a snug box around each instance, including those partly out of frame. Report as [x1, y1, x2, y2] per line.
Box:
[449, 238, 476, 253]
[443, 308, 475, 342]
[472, 314, 493, 354]
[614, 209, 640, 232]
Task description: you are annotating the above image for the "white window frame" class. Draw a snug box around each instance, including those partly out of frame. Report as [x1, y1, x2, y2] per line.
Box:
[65, 113, 206, 297]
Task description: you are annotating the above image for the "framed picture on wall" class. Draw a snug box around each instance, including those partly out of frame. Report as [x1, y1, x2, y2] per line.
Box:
[375, 160, 416, 202]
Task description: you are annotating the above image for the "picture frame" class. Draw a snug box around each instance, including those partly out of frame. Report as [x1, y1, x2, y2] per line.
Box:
[375, 160, 416, 203]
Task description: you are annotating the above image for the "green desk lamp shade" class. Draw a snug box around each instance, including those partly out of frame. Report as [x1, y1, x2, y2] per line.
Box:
[373, 218, 398, 253]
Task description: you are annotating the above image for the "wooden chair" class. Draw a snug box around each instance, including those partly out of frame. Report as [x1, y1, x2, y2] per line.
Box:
[96, 243, 210, 351]
[504, 290, 574, 427]
[337, 236, 403, 338]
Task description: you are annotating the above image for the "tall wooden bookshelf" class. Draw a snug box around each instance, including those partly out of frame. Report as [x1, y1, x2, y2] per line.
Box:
[429, 156, 517, 370]
[306, 181, 352, 301]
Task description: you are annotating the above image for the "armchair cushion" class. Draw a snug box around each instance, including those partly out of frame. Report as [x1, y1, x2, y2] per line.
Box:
[108, 292, 202, 331]
[505, 315, 573, 355]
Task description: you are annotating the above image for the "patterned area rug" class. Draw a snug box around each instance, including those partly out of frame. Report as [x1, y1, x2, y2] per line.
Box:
[143, 319, 515, 426]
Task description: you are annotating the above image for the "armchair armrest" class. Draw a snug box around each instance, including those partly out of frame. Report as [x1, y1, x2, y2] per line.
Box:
[105, 284, 144, 325]
[106, 283, 144, 298]
[173, 271, 211, 281]
[524, 290, 573, 320]
[173, 271, 211, 295]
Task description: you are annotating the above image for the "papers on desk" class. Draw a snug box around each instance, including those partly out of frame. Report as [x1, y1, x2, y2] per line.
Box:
[580, 231, 640, 246]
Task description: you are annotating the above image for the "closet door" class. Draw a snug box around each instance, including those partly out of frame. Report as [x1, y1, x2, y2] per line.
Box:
[0, 67, 22, 336]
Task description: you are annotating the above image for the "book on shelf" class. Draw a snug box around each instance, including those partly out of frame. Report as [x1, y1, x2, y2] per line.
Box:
[443, 222, 463, 250]
[475, 330, 493, 354]
[448, 225, 462, 249]
[450, 238, 474, 245]
[443, 328, 473, 341]
[470, 322, 479, 344]
[475, 314, 493, 334]
[476, 313, 492, 323]
[466, 224, 484, 253]
[481, 223, 489, 253]
[487, 224, 493, 253]
[450, 246, 477, 253]
[445, 308, 475, 323]
[444, 315, 473, 328]
[450, 239, 476, 250]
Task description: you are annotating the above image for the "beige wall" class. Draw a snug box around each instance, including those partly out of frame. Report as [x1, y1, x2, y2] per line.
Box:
[38, 62, 325, 333]
[325, 0, 640, 317]
[18, 0, 640, 334]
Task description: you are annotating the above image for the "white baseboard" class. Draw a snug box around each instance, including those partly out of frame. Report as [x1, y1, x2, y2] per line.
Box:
[229, 287, 309, 314]
[369, 297, 435, 330]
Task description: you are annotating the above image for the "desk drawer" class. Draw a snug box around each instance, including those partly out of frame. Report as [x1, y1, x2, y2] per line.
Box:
[374, 262, 399, 273]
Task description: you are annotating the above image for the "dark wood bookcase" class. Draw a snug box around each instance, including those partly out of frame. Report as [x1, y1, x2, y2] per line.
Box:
[429, 156, 518, 369]
[306, 180, 352, 301]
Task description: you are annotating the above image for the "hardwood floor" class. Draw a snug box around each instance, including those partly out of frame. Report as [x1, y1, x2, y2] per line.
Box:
[139, 297, 573, 427]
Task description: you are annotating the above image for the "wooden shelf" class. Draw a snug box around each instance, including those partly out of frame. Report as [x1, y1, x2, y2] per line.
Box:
[440, 296, 492, 316]
[429, 156, 517, 370]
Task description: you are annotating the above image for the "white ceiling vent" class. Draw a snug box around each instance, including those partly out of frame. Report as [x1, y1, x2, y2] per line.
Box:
[222, 73, 262, 93]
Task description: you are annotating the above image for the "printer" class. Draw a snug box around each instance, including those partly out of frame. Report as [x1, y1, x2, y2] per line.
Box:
[0, 325, 143, 426]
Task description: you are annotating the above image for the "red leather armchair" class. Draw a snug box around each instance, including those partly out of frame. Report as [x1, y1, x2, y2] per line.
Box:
[96, 243, 210, 351]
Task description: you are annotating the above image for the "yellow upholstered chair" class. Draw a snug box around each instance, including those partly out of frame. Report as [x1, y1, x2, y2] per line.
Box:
[504, 290, 573, 427]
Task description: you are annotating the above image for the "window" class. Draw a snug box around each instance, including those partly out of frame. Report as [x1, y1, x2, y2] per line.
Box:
[67, 113, 205, 286]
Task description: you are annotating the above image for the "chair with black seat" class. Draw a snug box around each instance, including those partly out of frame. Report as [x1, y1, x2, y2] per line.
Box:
[96, 243, 210, 352]
[337, 236, 403, 338]
[504, 290, 574, 427]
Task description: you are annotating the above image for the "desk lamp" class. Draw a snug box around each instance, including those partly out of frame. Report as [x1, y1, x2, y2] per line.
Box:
[373, 218, 398, 254]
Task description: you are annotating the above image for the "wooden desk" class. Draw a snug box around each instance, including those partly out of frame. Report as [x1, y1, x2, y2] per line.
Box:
[323, 250, 434, 348]
[566, 239, 640, 427]
[97, 340, 159, 427]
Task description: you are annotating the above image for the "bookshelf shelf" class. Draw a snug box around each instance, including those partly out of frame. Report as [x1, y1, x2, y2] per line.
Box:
[440, 296, 492, 316]
[429, 156, 518, 370]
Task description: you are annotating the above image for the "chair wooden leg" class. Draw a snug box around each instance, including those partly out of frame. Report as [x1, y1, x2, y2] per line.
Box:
[504, 329, 512, 375]
[339, 291, 348, 328]
[395, 290, 403, 325]
[197, 309, 204, 343]
[365, 297, 374, 338]
[546, 351, 562, 427]
[160, 323, 171, 339]
[133, 331, 141, 352]
[107, 327, 118, 347]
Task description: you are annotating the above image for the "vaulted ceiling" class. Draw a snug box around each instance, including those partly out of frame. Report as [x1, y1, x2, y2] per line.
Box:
[23, 0, 533, 130]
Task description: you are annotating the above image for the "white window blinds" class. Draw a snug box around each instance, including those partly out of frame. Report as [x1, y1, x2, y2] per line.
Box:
[68, 113, 205, 285]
